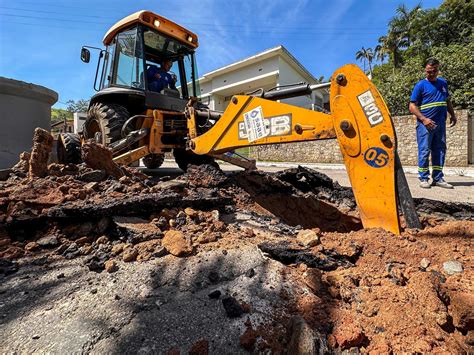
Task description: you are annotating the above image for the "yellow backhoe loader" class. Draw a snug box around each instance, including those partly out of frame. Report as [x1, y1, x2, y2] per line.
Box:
[57, 10, 420, 234]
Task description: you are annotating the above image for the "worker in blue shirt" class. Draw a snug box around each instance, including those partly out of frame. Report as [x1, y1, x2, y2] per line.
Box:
[147, 59, 177, 93]
[409, 58, 457, 189]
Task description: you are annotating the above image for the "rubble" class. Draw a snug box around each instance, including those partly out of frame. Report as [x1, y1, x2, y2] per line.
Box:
[0, 135, 473, 353]
[28, 128, 53, 179]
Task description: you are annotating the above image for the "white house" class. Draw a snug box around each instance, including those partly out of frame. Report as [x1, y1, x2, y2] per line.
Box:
[197, 45, 328, 112]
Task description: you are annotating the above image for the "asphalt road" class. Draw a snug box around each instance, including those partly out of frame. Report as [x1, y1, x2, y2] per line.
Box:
[153, 161, 474, 204]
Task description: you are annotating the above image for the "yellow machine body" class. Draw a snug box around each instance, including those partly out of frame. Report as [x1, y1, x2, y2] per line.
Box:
[187, 64, 401, 234]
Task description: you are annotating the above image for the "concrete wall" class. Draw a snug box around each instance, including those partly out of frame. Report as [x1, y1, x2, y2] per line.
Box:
[0, 77, 58, 169]
[251, 110, 472, 167]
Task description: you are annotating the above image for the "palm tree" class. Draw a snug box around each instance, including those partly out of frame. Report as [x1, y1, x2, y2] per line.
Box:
[355, 47, 374, 78]
[391, 3, 422, 47]
[377, 33, 405, 68]
[374, 42, 389, 64]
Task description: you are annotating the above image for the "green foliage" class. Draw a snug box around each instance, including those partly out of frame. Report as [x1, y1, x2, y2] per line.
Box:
[66, 99, 90, 113]
[372, 56, 425, 116]
[51, 108, 73, 123]
[369, 0, 473, 115]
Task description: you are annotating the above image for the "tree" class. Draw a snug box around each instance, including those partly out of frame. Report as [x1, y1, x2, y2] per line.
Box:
[355, 47, 374, 78]
[66, 99, 90, 113]
[374, 44, 387, 64]
[390, 3, 422, 47]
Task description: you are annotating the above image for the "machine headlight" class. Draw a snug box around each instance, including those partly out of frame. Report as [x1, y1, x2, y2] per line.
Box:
[154, 19, 160, 27]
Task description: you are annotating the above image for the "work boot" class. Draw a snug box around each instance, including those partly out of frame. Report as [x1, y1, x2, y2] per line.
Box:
[432, 178, 454, 189]
[419, 180, 431, 189]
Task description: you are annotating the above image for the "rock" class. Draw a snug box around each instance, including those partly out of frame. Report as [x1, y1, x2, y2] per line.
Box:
[242, 227, 255, 238]
[184, 207, 198, 218]
[222, 296, 244, 318]
[25, 242, 39, 252]
[96, 235, 109, 245]
[188, 339, 208, 355]
[162, 230, 193, 257]
[80, 245, 94, 255]
[211, 210, 220, 221]
[443, 260, 463, 275]
[112, 243, 127, 255]
[78, 170, 107, 182]
[240, 326, 258, 351]
[11, 151, 30, 174]
[151, 180, 186, 192]
[0, 246, 24, 259]
[449, 292, 474, 332]
[82, 141, 124, 179]
[28, 128, 53, 178]
[196, 233, 218, 244]
[135, 240, 167, 261]
[296, 229, 320, 247]
[122, 248, 138, 262]
[420, 258, 430, 270]
[85, 251, 109, 272]
[333, 317, 368, 350]
[287, 315, 329, 355]
[84, 182, 99, 192]
[37, 235, 59, 248]
[75, 236, 92, 245]
[54, 243, 70, 255]
[104, 260, 119, 273]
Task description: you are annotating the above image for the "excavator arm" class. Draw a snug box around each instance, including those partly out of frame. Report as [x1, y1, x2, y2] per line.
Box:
[187, 64, 420, 234]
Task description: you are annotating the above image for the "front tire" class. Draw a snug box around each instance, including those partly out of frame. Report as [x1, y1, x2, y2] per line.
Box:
[143, 153, 165, 169]
[84, 103, 129, 145]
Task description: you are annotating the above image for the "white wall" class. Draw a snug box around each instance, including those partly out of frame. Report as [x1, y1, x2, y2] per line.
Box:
[278, 58, 314, 109]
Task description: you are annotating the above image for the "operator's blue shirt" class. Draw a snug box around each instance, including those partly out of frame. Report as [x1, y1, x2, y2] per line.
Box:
[410, 77, 449, 124]
[147, 65, 175, 92]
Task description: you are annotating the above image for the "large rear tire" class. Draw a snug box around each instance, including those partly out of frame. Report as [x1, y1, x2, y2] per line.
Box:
[84, 103, 129, 145]
[143, 153, 165, 169]
[173, 148, 217, 172]
[57, 133, 82, 164]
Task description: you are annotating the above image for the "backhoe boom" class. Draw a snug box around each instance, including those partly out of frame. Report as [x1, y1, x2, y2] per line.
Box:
[187, 64, 420, 234]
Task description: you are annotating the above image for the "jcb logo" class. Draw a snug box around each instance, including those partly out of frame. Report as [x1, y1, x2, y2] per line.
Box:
[238, 114, 292, 140]
[357, 90, 383, 126]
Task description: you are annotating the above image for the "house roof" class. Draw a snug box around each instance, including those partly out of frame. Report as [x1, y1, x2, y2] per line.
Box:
[197, 45, 317, 84]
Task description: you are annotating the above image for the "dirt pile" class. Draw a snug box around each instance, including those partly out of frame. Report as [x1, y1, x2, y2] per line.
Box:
[0, 135, 473, 353]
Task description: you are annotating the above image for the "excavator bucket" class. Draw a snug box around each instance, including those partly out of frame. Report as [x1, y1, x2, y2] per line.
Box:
[330, 64, 401, 234]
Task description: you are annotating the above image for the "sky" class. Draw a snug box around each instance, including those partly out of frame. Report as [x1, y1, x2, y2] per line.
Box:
[0, 0, 443, 109]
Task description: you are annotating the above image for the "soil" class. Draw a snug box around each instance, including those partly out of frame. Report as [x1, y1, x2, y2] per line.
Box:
[0, 133, 473, 353]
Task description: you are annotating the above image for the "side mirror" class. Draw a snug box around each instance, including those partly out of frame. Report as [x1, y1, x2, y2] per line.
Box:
[81, 48, 90, 63]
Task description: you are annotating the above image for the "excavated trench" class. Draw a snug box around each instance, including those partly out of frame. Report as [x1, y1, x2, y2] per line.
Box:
[1, 129, 474, 353]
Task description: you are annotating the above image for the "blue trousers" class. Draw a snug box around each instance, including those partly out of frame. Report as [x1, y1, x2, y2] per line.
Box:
[416, 122, 446, 181]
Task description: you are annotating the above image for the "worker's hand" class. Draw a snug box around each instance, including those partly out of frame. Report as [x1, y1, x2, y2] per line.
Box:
[154, 73, 161, 79]
[449, 115, 457, 127]
[422, 117, 437, 130]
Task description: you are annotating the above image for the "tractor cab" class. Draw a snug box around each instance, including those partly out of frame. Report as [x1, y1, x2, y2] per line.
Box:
[81, 10, 200, 112]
